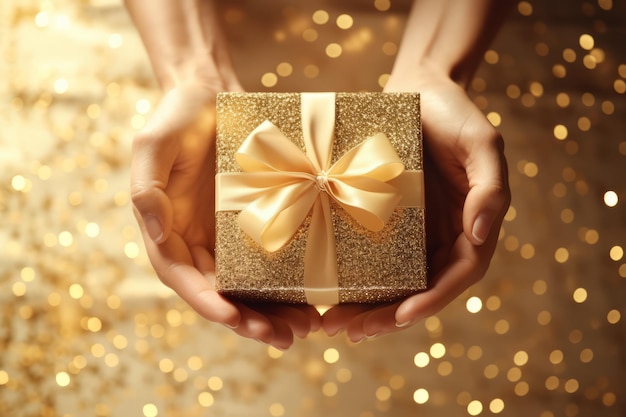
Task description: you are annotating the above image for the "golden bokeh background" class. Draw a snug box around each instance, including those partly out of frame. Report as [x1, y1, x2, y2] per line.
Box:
[1, 0, 625, 416]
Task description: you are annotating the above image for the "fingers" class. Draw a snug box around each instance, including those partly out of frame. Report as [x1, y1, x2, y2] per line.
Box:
[286, 305, 323, 335]
[192, 245, 300, 348]
[327, 233, 497, 341]
[248, 304, 322, 350]
[231, 303, 325, 350]
[462, 122, 511, 246]
[232, 304, 282, 345]
[140, 225, 292, 348]
[130, 87, 208, 244]
[324, 303, 399, 343]
[360, 303, 400, 338]
[130, 127, 179, 245]
[394, 234, 489, 326]
[322, 304, 372, 337]
[137, 206, 320, 349]
[185, 244, 323, 349]
[138, 224, 241, 328]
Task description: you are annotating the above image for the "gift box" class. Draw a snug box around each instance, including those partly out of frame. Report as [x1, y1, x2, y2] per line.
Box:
[215, 92, 426, 305]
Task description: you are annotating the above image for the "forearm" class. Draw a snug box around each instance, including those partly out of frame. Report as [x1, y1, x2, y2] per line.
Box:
[124, 0, 239, 91]
[391, 0, 514, 87]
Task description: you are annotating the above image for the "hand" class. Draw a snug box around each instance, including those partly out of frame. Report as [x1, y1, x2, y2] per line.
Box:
[130, 82, 321, 349]
[322, 68, 510, 342]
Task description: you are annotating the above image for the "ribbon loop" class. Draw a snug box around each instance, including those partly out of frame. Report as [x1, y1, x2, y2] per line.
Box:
[236, 120, 315, 174]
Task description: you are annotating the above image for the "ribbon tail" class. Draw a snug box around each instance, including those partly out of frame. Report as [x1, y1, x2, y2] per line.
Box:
[301, 93, 336, 172]
[303, 193, 340, 306]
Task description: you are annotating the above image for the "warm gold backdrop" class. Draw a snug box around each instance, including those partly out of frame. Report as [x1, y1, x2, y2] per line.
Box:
[1, 1, 625, 416]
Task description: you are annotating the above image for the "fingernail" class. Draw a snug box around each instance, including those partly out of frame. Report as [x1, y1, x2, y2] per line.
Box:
[352, 336, 366, 344]
[472, 212, 492, 245]
[365, 332, 380, 339]
[224, 322, 239, 330]
[145, 215, 164, 243]
[395, 320, 413, 328]
[326, 329, 341, 337]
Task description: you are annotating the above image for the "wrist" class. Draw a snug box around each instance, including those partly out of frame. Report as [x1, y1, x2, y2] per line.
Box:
[386, 60, 463, 93]
[388, 0, 515, 93]
[125, 0, 242, 93]
[390, 44, 487, 89]
[158, 55, 240, 92]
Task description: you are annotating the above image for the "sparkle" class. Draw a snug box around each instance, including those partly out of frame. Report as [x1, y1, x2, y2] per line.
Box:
[323, 348, 340, 364]
[312, 10, 329, 25]
[269, 403, 285, 417]
[413, 388, 429, 404]
[553, 124, 568, 140]
[11, 175, 27, 191]
[322, 382, 338, 397]
[276, 62, 293, 77]
[466, 296, 483, 313]
[56, 372, 70, 387]
[142, 403, 158, 417]
[607, 309, 621, 324]
[108, 33, 123, 49]
[58, 231, 74, 247]
[518, 1, 533, 16]
[554, 247, 569, 263]
[430, 343, 446, 359]
[413, 352, 430, 368]
[261, 73, 278, 87]
[336, 14, 353, 30]
[376, 386, 392, 401]
[489, 398, 505, 414]
[604, 191, 618, 207]
[337, 368, 352, 383]
[136, 99, 151, 114]
[374, 0, 391, 12]
[124, 241, 140, 259]
[572, 288, 588, 303]
[467, 400, 483, 416]
[325, 43, 343, 58]
[198, 392, 214, 408]
[514, 351, 529, 366]
[609, 246, 623, 261]
[579, 34, 595, 50]
[54, 78, 68, 94]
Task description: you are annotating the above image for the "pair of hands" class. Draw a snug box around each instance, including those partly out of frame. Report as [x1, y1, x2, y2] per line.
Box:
[130, 73, 509, 350]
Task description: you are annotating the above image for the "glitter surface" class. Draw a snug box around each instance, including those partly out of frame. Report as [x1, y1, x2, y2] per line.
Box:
[1, 0, 625, 416]
[215, 93, 426, 303]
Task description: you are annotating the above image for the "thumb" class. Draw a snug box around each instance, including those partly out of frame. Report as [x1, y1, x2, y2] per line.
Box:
[130, 128, 178, 244]
[462, 130, 510, 245]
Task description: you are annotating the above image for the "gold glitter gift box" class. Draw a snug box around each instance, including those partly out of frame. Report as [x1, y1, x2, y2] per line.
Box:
[215, 92, 426, 305]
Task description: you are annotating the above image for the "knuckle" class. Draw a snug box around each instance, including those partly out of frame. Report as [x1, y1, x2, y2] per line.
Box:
[129, 185, 157, 210]
[477, 127, 503, 148]
[131, 129, 156, 150]
[487, 183, 511, 212]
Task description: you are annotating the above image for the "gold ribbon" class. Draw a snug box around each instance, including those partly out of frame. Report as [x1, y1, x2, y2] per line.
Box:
[216, 93, 423, 305]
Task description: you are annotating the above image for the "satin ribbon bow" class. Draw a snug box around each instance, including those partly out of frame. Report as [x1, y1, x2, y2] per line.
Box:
[216, 93, 422, 305]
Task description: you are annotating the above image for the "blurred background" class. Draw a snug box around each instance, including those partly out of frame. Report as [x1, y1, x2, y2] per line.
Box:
[1, 0, 625, 416]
